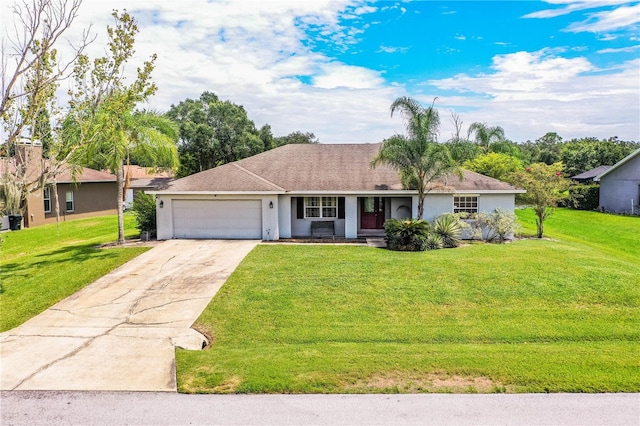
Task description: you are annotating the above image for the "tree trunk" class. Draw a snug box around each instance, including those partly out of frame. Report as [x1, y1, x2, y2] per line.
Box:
[536, 213, 544, 238]
[52, 180, 60, 234]
[417, 197, 425, 220]
[116, 166, 125, 244]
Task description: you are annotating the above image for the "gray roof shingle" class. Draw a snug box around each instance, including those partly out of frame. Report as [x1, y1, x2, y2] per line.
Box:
[163, 143, 520, 193]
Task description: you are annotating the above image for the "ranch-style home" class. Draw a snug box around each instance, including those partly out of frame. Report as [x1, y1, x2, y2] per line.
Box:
[152, 143, 525, 240]
[1, 142, 118, 229]
[595, 148, 640, 214]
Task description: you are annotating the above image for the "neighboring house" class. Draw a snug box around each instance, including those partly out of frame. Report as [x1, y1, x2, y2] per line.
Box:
[594, 148, 640, 214]
[1, 142, 118, 229]
[571, 165, 611, 184]
[152, 143, 524, 240]
[123, 165, 174, 209]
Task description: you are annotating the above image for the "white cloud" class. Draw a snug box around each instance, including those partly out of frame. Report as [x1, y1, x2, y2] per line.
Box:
[312, 63, 385, 89]
[524, 1, 640, 33]
[567, 3, 640, 33]
[378, 45, 410, 53]
[598, 44, 640, 53]
[428, 50, 640, 141]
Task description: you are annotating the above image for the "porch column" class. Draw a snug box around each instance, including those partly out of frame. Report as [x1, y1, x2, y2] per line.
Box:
[278, 195, 292, 238]
[344, 195, 358, 238]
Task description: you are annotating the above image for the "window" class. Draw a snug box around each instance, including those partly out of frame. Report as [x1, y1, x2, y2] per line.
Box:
[454, 196, 478, 214]
[304, 196, 337, 218]
[43, 187, 51, 213]
[65, 191, 74, 212]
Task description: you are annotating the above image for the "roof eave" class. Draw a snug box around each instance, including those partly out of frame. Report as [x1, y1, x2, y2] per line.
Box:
[149, 190, 286, 196]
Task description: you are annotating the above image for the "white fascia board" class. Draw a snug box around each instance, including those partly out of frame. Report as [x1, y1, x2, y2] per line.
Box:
[288, 190, 415, 196]
[452, 189, 527, 194]
[147, 190, 285, 196]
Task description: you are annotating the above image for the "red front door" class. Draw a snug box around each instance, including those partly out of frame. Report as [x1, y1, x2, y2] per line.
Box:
[361, 197, 385, 229]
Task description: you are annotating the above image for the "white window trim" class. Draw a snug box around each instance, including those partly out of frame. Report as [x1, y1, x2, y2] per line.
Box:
[304, 196, 337, 219]
[453, 195, 479, 214]
[65, 191, 74, 212]
[43, 187, 51, 213]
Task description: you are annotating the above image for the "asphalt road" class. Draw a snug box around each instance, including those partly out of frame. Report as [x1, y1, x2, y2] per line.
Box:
[1, 391, 638, 425]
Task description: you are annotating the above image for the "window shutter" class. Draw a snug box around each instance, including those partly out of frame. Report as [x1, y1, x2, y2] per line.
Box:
[297, 197, 304, 219]
[338, 197, 345, 219]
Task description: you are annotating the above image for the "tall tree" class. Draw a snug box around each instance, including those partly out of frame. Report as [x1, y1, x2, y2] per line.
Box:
[467, 122, 505, 153]
[71, 11, 177, 244]
[167, 91, 263, 176]
[273, 131, 319, 147]
[463, 152, 523, 182]
[560, 137, 639, 176]
[372, 96, 459, 219]
[1, 0, 92, 218]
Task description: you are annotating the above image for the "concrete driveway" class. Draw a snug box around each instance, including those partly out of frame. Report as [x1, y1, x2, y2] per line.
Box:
[0, 239, 259, 392]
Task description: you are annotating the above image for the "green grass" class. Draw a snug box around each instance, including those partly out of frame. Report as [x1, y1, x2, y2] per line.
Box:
[0, 214, 149, 331]
[177, 209, 640, 393]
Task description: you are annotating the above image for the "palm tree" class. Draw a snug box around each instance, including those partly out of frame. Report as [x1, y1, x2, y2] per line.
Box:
[82, 106, 179, 244]
[372, 96, 458, 219]
[467, 122, 505, 153]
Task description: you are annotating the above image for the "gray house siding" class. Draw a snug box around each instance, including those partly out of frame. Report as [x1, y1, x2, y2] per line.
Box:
[598, 153, 640, 213]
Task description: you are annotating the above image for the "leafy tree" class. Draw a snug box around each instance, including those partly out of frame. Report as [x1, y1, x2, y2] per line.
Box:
[273, 131, 319, 146]
[510, 162, 572, 238]
[463, 152, 523, 182]
[72, 11, 178, 244]
[560, 137, 639, 176]
[521, 132, 563, 165]
[167, 91, 263, 176]
[258, 124, 274, 151]
[1, 0, 92, 218]
[467, 122, 505, 153]
[444, 138, 481, 164]
[372, 96, 459, 219]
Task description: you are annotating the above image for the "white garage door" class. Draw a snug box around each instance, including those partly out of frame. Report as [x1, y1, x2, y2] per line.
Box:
[172, 200, 262, 239]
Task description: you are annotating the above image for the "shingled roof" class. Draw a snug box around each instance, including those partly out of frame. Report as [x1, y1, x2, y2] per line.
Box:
[162, 143, 520, 193]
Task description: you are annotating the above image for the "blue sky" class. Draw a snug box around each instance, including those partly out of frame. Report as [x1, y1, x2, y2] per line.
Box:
[3, 0, 639, 143]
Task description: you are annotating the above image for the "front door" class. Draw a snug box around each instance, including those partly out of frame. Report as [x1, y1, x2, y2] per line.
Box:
[361, 197, 385, 229]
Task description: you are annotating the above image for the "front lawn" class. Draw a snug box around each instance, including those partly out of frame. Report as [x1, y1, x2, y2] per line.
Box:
[0, 215, 149, 331]
[177, 209, 640, 393]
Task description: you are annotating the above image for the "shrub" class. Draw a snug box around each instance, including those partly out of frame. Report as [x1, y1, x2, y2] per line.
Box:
[131, 192, 157, 234]
[568, 184, 600, 211]
[432, 214, 462, 248]
[384, 218, 430, 251]
[478, 208, 520, 243]
[424, 233, 443, 250]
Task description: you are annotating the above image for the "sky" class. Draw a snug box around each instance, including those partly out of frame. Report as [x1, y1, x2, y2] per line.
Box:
[2, 0, 639, 144]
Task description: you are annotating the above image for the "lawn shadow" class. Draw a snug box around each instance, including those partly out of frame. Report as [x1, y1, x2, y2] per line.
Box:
[1, 243, 127, 277]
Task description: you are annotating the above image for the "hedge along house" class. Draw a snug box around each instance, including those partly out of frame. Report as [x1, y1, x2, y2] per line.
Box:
[152, 143, 524, 240]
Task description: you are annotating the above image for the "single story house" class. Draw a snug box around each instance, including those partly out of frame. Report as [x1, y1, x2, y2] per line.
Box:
[152, 143, 524, 240]
[594, 148, 640, 214]
[1, 142, 118, 229]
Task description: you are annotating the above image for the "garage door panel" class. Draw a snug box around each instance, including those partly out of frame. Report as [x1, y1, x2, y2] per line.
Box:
[172, 200, 262, 239]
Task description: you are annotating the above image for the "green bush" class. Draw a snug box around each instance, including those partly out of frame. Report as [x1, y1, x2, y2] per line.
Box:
[424, 233, 443, 250]
[432, 214, 463, 248]
[478, 208, 520, 243]
[568, 184, 600, 211]
[384, 218, 430, 251]
[131, 192, 157, 234]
